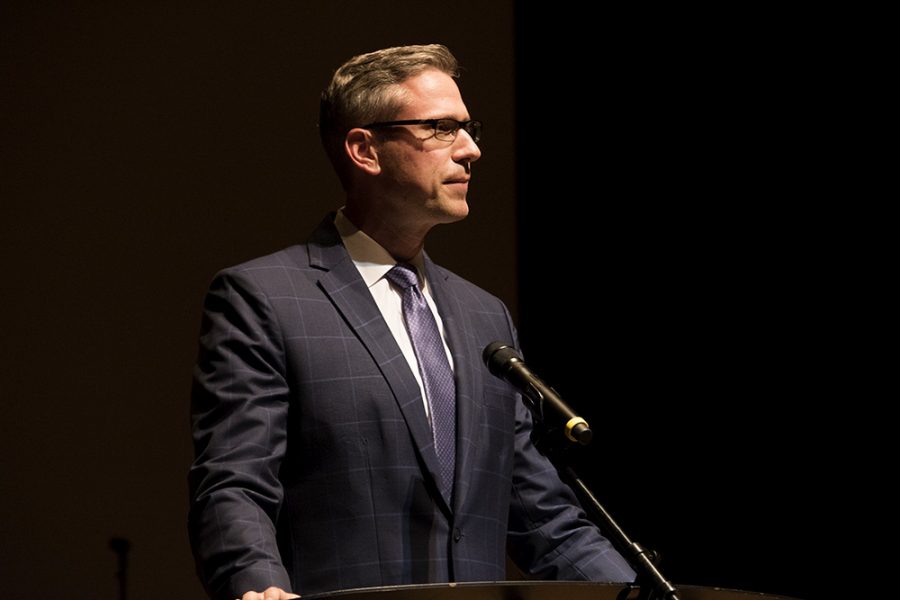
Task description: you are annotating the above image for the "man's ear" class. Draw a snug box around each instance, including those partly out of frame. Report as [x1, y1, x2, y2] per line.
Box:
[344, 128, 381, 176]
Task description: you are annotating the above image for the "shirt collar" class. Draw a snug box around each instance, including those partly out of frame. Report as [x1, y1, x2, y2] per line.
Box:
[334, 208, 427, 289]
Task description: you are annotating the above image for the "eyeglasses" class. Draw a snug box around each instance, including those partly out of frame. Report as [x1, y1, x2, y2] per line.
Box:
[362, 118, 482, 143]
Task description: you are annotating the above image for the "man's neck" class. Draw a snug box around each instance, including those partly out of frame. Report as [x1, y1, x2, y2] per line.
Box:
[343, 203, 430, 262]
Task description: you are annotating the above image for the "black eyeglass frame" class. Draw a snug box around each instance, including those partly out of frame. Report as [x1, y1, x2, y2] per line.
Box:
[361, 118, 482, 143]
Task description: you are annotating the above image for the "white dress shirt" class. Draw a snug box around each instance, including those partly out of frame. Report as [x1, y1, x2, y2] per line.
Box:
[334, 209, 455, 420]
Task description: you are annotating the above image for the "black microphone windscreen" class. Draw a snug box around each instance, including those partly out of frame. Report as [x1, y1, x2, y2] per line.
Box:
[482, 341, 521, 377]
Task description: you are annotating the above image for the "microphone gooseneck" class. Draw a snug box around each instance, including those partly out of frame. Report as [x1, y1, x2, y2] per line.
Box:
[482, 342, 592, 445]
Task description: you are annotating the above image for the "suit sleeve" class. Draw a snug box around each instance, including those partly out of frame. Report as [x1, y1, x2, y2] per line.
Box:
[188, 270, 293, 599]
[502, 315, 636, 582]
[506, 401, 636, 582]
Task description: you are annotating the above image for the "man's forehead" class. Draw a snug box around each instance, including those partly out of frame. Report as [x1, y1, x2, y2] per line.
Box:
[395, 69, 468, 118]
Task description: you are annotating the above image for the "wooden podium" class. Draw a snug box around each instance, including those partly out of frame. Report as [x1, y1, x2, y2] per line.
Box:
[302, 582, 800, 600]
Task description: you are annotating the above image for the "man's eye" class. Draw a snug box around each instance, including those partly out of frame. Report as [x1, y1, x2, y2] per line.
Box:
[435, 121, 457, 134]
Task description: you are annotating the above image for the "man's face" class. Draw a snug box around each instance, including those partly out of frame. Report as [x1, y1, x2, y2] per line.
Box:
[374, 69, 482, 230]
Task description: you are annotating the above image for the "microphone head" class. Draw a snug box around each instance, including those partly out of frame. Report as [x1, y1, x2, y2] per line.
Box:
[482, 341, 522, 377]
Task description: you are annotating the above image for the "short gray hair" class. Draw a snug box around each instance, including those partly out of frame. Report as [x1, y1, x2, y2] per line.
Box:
[318, 44, 460, 186]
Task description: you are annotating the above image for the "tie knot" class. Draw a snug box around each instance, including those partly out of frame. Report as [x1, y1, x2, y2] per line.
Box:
[386, 263, 420, 291]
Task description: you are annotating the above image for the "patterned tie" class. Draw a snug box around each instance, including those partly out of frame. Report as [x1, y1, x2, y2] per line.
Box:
[386, 263, 456, 500]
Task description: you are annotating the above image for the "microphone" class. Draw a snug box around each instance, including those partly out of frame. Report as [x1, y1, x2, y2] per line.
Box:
[482, 341, 592, 445]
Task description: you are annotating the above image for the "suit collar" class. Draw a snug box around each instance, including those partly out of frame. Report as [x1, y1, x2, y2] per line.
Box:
[308, 213, 348, 271]
[332, 209, 431, 293]
[309, 214, 454, 512]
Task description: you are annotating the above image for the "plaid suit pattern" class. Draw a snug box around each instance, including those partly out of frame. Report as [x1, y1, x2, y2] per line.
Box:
[189, 216, 635, 599]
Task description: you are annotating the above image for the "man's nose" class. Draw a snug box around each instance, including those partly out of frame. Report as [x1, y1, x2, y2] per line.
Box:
[453, 129, 481, 164]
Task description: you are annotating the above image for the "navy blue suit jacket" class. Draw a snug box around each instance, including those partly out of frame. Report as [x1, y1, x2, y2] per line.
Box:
[188, 216, 635, 599]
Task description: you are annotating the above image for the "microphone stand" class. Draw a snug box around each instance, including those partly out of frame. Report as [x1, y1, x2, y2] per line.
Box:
[528, 404, 681, 600]
[109, 537, 130, 600]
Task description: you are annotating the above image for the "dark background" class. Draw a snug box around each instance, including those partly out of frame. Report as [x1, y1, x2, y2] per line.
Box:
[516, 8, 825, 600]
[1, 3, 822, 599]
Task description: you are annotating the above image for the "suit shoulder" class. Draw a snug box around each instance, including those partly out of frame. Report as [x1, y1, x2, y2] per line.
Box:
[431, 263, 510, 313]
[215, 214, 342, 284]
[209, 244, 317, 293]
[228, 244, 311, 273]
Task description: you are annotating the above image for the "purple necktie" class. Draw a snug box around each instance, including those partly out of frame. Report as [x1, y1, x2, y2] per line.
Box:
[386, 263, 456, 500]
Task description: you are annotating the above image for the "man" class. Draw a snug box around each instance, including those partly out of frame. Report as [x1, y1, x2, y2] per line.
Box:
[188, 44, 635, 600]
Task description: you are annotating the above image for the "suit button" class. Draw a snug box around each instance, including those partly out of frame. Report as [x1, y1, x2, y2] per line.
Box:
[453, 528, 462, 542]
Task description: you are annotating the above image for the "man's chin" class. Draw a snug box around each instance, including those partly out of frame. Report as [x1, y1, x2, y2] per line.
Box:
[431, 197, 469, 223]
[444, 201, 470, 223]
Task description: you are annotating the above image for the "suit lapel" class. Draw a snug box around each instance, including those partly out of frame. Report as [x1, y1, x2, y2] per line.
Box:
[424, 258, 483, 515]
[308, 218, 448, 512]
